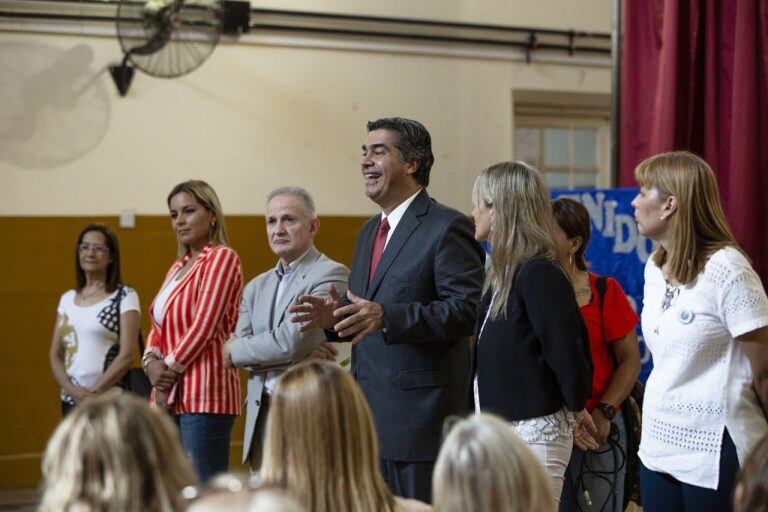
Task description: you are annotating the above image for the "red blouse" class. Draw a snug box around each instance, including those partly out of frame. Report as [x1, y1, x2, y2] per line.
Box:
[146, 244, 243, 415]
[580, 272, 639, 412]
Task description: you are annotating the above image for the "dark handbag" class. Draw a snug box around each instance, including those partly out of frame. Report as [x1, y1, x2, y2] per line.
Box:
[103, 286, 152, 398]
[595, 276, 644, 508]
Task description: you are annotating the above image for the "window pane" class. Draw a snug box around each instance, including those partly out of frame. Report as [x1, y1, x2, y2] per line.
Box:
[515, 127, 540, 167]
[573, 171, 597, 189]
[544, 128, 568, 167]
[573, 128, 597, 168]
[546, 171, 570, 189]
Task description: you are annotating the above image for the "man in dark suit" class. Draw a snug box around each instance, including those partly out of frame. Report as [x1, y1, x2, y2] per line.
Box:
[290, 117, 485, 502]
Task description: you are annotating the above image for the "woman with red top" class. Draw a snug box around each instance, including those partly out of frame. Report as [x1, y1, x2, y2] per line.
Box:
[142, 180, 244, 483]
[552, 197, 641, 512]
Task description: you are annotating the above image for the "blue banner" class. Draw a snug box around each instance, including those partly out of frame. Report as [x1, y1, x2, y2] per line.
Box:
[552, 188, 656, 383]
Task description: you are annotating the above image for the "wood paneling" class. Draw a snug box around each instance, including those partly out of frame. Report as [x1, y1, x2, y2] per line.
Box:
[0, 215, 367, 489]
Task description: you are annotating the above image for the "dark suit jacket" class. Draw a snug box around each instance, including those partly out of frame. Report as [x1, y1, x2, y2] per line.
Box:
[469, 258, 593, 421]
[348, 189, 485, 462]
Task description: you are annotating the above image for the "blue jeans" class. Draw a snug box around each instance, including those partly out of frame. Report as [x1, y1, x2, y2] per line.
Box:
[560, 413, 627, 512]
[175, 413, 236, 483]
[639, 429, 739, 512]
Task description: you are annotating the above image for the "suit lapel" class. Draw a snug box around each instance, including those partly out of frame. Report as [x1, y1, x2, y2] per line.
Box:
[366, 190, 430, 299]
[162, 244, 211, 319]
[474, 291, 492, 340]
[273, 247, 321, 328]
[262, 271, 280, 330]
[148, 259, 182, 325]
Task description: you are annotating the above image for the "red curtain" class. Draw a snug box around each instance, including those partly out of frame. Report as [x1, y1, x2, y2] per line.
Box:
[620, 0, 768, 284]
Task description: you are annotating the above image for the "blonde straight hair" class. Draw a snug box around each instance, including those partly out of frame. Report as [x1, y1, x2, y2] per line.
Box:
[260, 360, 397, 512]
[473, 161, 560, 319]
[433, 414, 552, 512]
[167, 180, 230, 259]
[635, 151, 739, 284]
[40, 393, 196, 512]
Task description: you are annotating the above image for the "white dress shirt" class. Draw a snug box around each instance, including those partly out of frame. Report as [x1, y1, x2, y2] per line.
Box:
[380, 188, 422, 247]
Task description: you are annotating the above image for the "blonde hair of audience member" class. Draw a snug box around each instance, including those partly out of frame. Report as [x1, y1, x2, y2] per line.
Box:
[472, 161, 559, 319]
[40, 392, 196, 512]
[734, 434, 768, 512]
[260, 360, 401, 512]
[186, 474, 305, 512]
[433, 414, 552, 512]
[249, 488, 306, 512]
[167, 180, 230, 258]
[634, 150, 739, 284]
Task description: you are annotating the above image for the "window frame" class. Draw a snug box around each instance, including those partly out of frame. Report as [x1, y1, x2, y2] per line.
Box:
[513, 114, 612, 189]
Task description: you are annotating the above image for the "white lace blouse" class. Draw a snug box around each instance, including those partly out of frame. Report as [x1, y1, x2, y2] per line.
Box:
[638, 247, 768, 489]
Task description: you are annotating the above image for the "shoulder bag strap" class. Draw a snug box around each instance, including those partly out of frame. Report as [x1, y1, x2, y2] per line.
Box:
[117, 285, 145, 353]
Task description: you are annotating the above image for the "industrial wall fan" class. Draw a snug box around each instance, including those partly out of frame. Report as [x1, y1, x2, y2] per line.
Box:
[109, 0, 249, 96]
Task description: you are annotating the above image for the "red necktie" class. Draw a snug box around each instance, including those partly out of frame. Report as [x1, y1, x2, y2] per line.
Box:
[369, 217, 390, 284]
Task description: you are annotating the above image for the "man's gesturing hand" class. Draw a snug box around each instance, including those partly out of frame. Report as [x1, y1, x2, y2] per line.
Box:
[289, 283, 341, 332]
[332, 291, 384, 345]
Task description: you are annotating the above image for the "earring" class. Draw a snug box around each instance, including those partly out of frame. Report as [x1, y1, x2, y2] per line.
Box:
[569, 253, 574, 268]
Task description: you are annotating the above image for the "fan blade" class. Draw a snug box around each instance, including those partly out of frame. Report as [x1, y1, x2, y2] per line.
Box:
[128, 0, 185, 56]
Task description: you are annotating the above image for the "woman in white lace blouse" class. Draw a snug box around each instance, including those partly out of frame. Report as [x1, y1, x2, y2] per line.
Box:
[632, 151, 768, 512]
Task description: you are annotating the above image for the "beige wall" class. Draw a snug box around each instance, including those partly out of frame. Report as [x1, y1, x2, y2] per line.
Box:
[0, 1, 611, 488]
[253, 0, 612, 32]
[0, 30, 611, 216]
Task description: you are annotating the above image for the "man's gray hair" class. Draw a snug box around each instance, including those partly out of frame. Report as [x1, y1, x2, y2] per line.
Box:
[267, 186, 317, 218]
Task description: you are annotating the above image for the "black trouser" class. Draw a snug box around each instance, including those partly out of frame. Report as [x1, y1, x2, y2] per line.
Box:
[379, 457, 434, 504]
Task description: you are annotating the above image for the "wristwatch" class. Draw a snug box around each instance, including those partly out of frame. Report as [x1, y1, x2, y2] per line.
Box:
[597, 402, 617, 421]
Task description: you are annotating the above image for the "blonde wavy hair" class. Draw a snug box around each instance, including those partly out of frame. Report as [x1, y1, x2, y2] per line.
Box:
[473, 161, 560, 319]
[635, 151, 739, 284]
[186, 474, 305, 512]
[433, 414, 552, 512]
[167, 180, 230, 259]
[260, 360, 397, 512]
[40, 392, 196, 512]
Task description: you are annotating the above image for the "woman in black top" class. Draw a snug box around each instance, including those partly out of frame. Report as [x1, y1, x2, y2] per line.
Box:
[469, 161, 594, 508]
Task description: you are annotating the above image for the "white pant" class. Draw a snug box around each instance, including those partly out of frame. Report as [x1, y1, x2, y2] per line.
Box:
[527, 435, 574, 510]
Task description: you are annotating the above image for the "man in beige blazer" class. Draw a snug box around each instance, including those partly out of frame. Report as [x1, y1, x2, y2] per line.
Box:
[224, 186, 349, 470]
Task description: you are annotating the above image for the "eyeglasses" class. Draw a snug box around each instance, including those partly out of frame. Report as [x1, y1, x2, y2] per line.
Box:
[78, 243, 109, 254]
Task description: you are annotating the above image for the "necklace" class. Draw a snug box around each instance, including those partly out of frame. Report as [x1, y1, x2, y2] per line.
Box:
[79, 283, 106, 301]
[653, 279, 681, 335]
[574, 287, 591, 297]
[660, 280, 680, 313]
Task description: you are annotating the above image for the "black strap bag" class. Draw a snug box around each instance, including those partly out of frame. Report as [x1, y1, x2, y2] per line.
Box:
[102, 286, 152, 398]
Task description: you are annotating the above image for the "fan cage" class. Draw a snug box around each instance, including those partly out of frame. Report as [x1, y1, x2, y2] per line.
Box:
[116, 0, 222, 78]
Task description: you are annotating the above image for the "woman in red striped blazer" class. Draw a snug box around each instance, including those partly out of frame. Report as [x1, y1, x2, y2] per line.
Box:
[142, 180, 244, 483]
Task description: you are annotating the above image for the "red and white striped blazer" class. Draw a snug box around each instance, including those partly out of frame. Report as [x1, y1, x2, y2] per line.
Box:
[146, 243, 243, 415]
